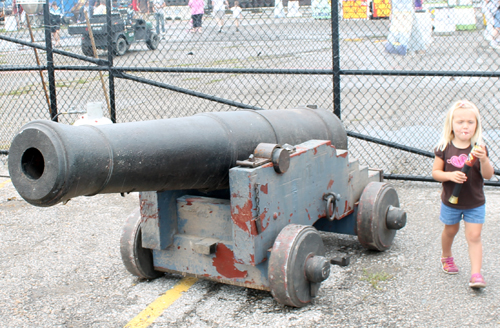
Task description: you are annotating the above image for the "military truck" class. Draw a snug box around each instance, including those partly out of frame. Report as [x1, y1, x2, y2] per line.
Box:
[68, 12, 160, 56]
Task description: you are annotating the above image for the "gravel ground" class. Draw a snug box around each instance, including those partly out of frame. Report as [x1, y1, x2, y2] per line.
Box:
[1, 161, 499, 327]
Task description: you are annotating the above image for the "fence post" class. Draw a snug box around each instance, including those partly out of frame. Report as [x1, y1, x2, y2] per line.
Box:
[44, 0, 58, 121]
[106, 0, 116, 123]
[331, 0, 341, 119]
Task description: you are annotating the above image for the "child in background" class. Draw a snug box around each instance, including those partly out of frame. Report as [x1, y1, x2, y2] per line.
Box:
[49, 2, 62, 47]
[482, 0, 499, 44]
[231, 1, 242, 32]
[212, 0, 228, 33]
[188, 0, 205, 33]
[492, 3, 500, 48]
[432, 100, 494, 289]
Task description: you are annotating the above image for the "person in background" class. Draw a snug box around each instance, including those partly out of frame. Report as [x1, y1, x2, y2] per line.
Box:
[212, 0, 228, 33]
[13, 0, 26, 29]
[93, 0, 106, 15]
[482, 0, 499, 43]
[153, 0, 165, 35]
[490, 3, 500, 48]
[188, 0, 204, 33]
[49, 2, 62, 47]
[78, 0, 92, 22]
[230, 0, 242, 32]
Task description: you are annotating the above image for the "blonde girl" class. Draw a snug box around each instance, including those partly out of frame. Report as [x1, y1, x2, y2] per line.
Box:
[432, 100, 494, 288]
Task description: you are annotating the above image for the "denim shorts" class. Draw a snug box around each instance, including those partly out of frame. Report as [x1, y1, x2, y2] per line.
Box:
[439, 202, 485, 225]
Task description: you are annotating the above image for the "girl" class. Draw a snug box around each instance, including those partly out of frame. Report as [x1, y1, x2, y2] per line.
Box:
[188, 0, 204, 33]
[231, 1, 242, 32]
[432, 100, 494, 289]
[49, 2, 62, 47]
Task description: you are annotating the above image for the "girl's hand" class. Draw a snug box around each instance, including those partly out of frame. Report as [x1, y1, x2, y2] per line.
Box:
[448, 171, 467, 184]
[472, 145, 487, 161]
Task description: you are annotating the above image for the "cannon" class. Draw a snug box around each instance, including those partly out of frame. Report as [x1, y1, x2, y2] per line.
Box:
[8, 106, 406, 307]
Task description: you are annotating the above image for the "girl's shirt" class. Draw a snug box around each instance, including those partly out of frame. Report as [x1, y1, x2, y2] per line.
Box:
[189, 0, 204, 15]
[212, 0, 226, 11]
[232, 6, 242, 18]
[50, 6, 61, 15]
[93, 4, 106, 15]
[434, 142, 487, 209]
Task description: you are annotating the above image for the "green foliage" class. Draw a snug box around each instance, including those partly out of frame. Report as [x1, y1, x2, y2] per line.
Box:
[360, 269, 392, 290]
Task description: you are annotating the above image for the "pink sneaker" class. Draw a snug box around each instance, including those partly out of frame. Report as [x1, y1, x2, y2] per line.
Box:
[469, 273, 486, 288]
[441, 257, 459, 274]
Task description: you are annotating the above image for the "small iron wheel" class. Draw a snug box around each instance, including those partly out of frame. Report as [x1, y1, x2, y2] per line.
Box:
[356, 182, 406, 251]
[120, 207, 163, 279]
[268, 224, 330, 307]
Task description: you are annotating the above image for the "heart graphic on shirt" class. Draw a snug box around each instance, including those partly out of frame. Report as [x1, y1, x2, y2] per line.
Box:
[447, 154, 468, 168]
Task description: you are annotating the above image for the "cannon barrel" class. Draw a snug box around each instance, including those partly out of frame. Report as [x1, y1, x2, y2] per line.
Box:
[8, 107, 347, 207]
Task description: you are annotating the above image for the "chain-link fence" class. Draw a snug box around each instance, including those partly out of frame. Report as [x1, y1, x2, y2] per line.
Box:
[0, 0, 499, 184]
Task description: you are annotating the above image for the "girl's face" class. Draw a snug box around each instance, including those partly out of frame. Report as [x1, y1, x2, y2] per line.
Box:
[452, 107, 477, 143]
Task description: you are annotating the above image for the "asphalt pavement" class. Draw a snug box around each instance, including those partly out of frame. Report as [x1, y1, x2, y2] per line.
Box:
[1, 160, 499, 327]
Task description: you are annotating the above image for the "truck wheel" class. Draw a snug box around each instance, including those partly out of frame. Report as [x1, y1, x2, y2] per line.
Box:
[82, 45, 93, 57]
[114, 37, 127, 56]
[146, 32, 160, 50]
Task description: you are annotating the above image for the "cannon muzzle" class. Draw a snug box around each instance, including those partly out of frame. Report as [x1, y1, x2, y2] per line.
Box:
[8, 107, 347, 207]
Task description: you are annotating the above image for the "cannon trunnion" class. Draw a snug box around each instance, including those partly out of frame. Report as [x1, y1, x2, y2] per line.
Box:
[8, 107, 406, 307]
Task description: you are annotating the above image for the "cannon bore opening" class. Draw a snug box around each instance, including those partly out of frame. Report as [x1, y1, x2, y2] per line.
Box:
[21, 147, 45, 180]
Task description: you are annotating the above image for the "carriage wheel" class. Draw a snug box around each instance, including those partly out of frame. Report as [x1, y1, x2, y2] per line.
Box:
[268, 224, 330, 307]
[356, 182, 407, 251]
[120, 207, 163, 279]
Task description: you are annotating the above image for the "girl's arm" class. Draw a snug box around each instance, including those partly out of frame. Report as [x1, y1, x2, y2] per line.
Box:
[472, 146, 494, 179]
[432, 156, 467, 183]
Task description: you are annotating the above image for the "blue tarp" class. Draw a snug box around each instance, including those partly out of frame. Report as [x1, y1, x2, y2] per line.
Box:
[52, 0, 80, 15]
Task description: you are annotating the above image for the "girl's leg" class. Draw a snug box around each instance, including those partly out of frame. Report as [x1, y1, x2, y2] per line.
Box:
[442, 222, 460, 257]
[197, 15, 203, 32]
[464, 222, 483, 274]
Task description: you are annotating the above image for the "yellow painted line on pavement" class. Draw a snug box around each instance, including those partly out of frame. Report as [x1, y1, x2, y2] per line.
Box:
[124, 277, 198, 328]
[0, 179, 11, 189]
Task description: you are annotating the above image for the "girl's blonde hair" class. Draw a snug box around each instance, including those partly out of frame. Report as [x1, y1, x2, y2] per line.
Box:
[436, 99, 483, 151]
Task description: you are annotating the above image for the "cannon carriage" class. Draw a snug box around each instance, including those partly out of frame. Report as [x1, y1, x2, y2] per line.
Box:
[8, 107, 406, 307]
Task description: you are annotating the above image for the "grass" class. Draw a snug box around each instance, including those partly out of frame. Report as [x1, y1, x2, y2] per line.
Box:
[177, 63, 200, 67]
[208, 59, 241, 66]
[360, 269, 392, 290]
[55, 81, 72, 88]
[1, 85, 35, 96]
[0, 75, 102, 96]
[57, 76, 103, 88]
[207, 78, 224, 84]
